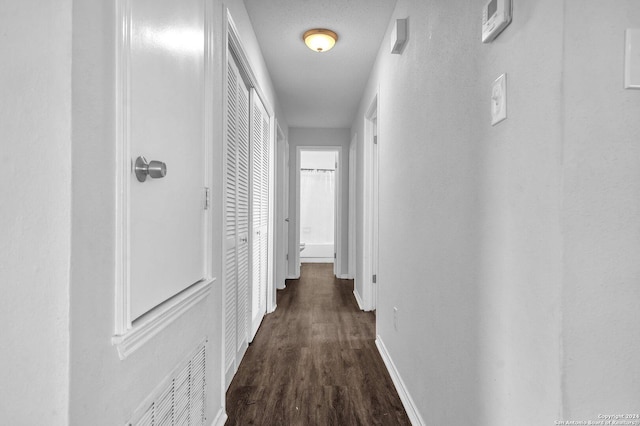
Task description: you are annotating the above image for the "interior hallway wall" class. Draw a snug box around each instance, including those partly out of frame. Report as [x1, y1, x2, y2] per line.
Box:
[0, 1, 72, 423]
[70, 0, 222, 423]
[287, 128, 350, 278]
[69, 0, 286, 424]
[352, 0, 566, 423]
[353, 0, 488, 422]
[353, 0, 640, 423]
[562, 0, 640, 418]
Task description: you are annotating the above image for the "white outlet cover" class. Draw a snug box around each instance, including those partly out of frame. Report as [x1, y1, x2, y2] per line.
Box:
[625, 29, 640, 89]
[491, 73, 507, 125]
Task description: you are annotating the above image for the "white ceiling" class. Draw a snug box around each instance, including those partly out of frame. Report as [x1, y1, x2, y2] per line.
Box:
[243, 0, 397, 129]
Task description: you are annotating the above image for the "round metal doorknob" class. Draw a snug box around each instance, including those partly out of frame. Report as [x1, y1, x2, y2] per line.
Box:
[135, 156, 167, 182]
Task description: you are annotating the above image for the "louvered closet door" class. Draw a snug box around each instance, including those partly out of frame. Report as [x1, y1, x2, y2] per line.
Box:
[224, 55, 250, 387]
[235, 65, 250, 363]
[251, 91, 270, 339]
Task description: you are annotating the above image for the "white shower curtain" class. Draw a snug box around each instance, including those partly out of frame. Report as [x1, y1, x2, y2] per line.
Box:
[300, 169, 335, 245]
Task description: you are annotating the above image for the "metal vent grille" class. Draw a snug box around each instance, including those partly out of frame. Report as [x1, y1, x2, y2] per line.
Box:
[128, 342, 206, 426]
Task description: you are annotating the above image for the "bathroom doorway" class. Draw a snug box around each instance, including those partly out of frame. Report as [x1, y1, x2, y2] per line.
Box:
[297, 148, 341, 275]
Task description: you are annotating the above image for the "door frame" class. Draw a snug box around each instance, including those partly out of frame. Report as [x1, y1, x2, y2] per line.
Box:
[362, 93, 379, 311]
[222, 7, 276, 381]
[348, 133, 357, 280]
[275, 121, 288, 291]
[295, 146, 343, 278]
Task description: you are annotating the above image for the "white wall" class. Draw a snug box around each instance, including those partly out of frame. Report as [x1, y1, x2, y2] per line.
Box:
[562, 0, 640, 418]
[287, 128, 350, 278]
[70, 0, 223, 423]
[350, 0, 638, 423]
[68, 0, 285, 424]
[353, 0, 491, 422]
[0, 1, 72, 423]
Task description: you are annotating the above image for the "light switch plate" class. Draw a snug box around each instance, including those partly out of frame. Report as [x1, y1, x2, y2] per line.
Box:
[491, 73, 507, 125]
[625, 29, 640, 89]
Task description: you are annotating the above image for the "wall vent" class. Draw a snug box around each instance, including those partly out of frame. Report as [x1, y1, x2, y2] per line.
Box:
[127, 340, 206, 426]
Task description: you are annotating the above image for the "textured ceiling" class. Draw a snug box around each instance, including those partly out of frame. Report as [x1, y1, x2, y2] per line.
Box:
[243, 0, 397, 128]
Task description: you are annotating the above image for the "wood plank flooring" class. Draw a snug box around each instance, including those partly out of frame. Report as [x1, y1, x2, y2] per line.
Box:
[225, 263, 411, 426]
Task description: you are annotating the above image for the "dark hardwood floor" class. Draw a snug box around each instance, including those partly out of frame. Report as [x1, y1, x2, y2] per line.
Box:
[225, 263, 411, 426]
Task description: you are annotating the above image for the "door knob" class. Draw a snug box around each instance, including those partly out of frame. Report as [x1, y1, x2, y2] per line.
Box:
[135, 156, 167, 182]
[240, 237, 248, 243]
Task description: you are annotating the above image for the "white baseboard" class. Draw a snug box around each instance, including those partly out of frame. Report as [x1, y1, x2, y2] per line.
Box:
[210, 407, 227, 426]
[375, 336, 425, 426]
[336, 274, 352, 280]
[286, 274, 300, 280]
[353, 289, 365, 311]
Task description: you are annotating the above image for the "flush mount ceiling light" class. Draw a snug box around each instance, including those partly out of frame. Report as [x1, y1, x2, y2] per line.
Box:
[303, 29, 338, 53]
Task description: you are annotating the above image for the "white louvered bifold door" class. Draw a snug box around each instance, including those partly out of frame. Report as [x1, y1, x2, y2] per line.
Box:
[250, 91, 270, 340]
[224, 56, 238, 385]
[224, 55, 250, 388]
[235, 63, 250, 363]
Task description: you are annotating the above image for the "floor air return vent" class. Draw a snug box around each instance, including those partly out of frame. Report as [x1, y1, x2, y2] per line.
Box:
[128, 341, 206, 426]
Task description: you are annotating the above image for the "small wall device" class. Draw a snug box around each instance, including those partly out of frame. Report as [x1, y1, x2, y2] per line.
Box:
[482, 0, 512, 43]
[390, 18, 408, 54]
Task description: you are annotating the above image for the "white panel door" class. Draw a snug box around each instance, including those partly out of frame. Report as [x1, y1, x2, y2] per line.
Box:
[251, 92, 270, 338]
[129, 0, 206, 320]
[224, 54, 250, 386]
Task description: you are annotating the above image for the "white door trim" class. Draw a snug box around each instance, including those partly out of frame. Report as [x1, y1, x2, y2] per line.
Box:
[221, 7, 276, 388]
[295, 146, 343, 278]
[348, 133, 357, 280]
[362, 93, 378, 311]
[274, 121, 288, 291]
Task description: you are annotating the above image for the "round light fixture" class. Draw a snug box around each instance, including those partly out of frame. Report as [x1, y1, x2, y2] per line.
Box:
[303, 29, 338, 53]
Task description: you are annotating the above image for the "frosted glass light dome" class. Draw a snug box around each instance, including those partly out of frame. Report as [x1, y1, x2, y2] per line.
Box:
[303, 29, 338, 53]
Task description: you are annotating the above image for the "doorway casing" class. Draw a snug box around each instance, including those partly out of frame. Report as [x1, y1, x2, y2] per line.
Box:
[295, 146, 343, 278]
[360, 93, 379, 311]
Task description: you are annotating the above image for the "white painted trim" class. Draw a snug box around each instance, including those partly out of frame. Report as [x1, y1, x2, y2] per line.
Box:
[226, 10, 275, 120]
[334, 149, 342, 277]
[362, 92, 378, 311]
[225, 5, 275, 353]
[114, 0, 132, 337]
[210, 408, 228, 426]
[348, 133, 357, 280]
[112, 280, 213, 360]
[250, 312, 263, 341]
[353, 289, 365, 311]
[336, 274, 351, 280]
[267, 113, 276, 314]
[295, 146, 344, 279]
[275, 121, 288, 291]
[376, 336, 426, 426]
[114, 0, 214, 348]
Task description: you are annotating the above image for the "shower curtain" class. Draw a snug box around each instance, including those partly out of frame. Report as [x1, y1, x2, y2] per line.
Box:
[300, 168, 335, 258]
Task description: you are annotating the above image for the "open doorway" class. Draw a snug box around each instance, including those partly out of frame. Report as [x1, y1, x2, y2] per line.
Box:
[296, 147, 342, 276]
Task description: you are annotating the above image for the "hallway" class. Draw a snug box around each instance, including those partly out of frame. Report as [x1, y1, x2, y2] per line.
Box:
[225, 264, 410, 425]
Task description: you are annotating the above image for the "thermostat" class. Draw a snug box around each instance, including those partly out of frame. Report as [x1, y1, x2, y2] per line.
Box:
[482, 0, 512, 43]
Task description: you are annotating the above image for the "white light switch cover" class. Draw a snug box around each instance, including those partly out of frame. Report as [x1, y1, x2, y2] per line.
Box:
[625, 29, 640, 89]
[491, 73, 507, 126]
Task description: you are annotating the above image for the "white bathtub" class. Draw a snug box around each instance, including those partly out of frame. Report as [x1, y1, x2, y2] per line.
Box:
[300, 243, 334, 263]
